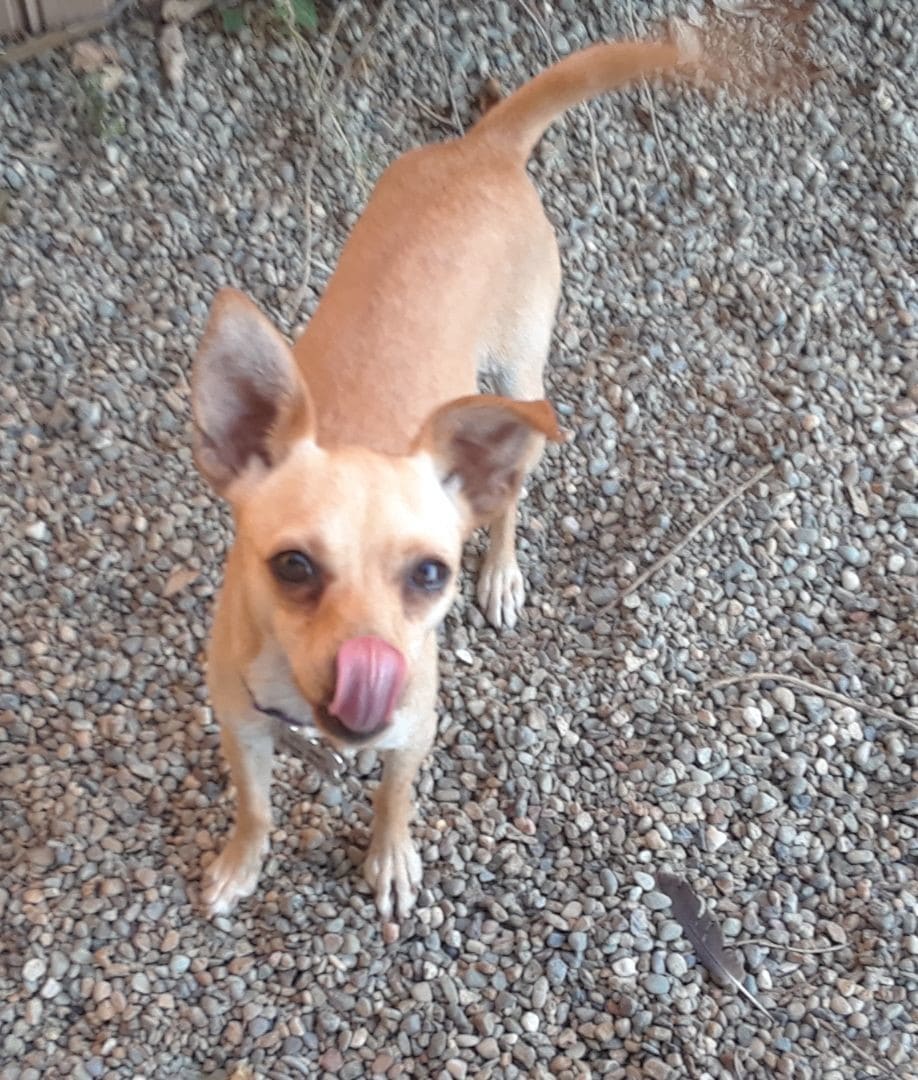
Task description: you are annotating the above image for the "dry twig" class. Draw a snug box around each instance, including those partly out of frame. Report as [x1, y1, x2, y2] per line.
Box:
[432, 0, 463, 135]
[624, 0, 671, 174]
[518, 0, 606, 212]
[602, 462, 775, 611]
[708, 671, 918, 734]
[162, 0, 213, 24]
[290, 0, 394, 320]
[407, 94, 455, 130]
[810, 1011, 898, 1080]
[736, 939, 849, 955]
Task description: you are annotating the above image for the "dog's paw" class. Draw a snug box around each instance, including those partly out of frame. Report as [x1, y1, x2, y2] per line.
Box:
[477, 555, 525, 630]
[363, 830, 422, 922]
[202, 831, 268, 917]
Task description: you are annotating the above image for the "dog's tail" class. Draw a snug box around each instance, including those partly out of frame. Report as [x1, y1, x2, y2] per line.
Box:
[467, 36, 698, 163]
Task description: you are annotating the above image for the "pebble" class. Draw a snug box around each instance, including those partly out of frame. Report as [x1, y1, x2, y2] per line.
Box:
[521, 1011, 540, 1033]
[773, 686, 796, 711]
[840, 545, 868, 567]
[22, 959, 46, 984]
[644, 891, 672, 911]
[546, 957, 568, 986]
[477, 1038, 499, 1060]
[847, 849, 875, 865]
[840, 568, 860, 591]
[706, 826, 728, 852]
[666, 953, 688, 978]
[169, 956, 191, 977]
[643, 974, 671, 996]
[752, 792, 779, 814]
[645, 1063, 673, 1080]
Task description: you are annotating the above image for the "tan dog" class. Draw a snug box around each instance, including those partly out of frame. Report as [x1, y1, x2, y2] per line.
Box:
[193, 38, 692, 923]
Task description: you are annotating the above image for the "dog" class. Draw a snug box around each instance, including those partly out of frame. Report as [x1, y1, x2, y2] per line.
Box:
[192, 36, 695, 924]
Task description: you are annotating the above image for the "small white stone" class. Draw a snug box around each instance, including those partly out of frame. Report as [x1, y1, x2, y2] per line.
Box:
[753, 791, 779, 814]
[742, 705, 763, 729]
[22, 958, 46, 984]
[841, 568, 860, 591]
[706, 826, 728, 852]
[773, 687, 796, 712]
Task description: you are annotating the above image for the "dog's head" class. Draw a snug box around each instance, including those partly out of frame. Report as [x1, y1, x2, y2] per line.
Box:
[191, 288, 561, 746]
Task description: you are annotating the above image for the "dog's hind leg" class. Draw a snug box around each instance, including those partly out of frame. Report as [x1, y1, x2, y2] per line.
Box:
[477, 235, 560, 629]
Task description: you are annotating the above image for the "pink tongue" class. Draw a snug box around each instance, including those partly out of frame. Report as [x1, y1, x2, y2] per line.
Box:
[329, 637, 407, 735]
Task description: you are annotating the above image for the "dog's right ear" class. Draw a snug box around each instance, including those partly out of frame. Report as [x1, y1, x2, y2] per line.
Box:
[414, 394, 563, 525]
[191, 288, 315, 495]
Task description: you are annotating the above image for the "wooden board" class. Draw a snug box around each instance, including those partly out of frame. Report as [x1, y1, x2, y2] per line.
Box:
[0, 0, 114, 36]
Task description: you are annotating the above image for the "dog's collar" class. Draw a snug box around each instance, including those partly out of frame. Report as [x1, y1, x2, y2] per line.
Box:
[243, 680, 346, 780]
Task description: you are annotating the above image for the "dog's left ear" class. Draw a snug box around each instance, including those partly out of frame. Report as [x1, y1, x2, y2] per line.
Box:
[192, 288, 315, 495]
[414, 394, 563, 523]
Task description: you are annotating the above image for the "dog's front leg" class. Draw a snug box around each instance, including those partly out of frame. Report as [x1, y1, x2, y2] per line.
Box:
[203, 710, 274, 917]
[364, 741, 430, 922]
[364, 636, 438, 923]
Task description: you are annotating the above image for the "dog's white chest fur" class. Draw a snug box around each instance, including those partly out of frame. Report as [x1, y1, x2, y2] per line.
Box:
[246, 643, 416, 755]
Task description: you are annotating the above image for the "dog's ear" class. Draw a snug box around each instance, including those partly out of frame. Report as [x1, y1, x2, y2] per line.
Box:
[415, 394, 563, 523]
[192, 288, 315, 494]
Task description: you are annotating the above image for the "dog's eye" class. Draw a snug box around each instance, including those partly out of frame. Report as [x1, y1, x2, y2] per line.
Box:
[270, 550, 319, 585]
[409, 558, 450, 593]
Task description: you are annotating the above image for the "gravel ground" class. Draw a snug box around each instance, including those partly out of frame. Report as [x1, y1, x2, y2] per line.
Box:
[1, 1, 916, 1077]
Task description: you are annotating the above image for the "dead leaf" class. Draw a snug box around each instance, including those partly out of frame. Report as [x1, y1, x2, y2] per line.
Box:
[228, 1066, 257, 1080]
[98, 64, 124, 94]
[162, 0, 214, 23]
[890, 787, 918, 814]
[71, 39, 120, 74]
[477, 76, 503, 116]
[29, 138, 63, 159]
[159, 24, 187, 90]
[845, 483, 870, 518]
[163, 565, 199, 598]
[691, 0, 821, 100]
[670, 17, 704, 59]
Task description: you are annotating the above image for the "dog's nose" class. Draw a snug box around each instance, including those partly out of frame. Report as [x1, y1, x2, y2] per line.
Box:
[328, 636, 407, 737]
